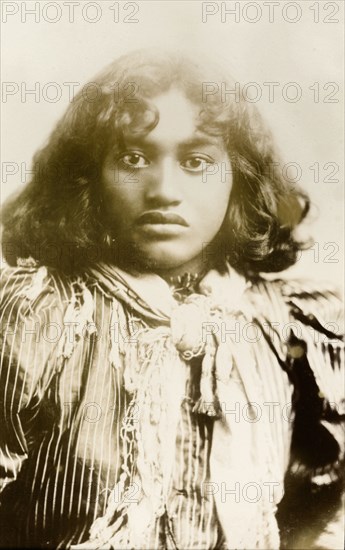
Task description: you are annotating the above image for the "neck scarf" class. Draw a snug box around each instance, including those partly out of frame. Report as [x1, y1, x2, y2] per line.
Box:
[71, 262, 281, 550]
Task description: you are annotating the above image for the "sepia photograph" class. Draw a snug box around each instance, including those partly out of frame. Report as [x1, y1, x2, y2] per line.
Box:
[1, 1, 344, 549]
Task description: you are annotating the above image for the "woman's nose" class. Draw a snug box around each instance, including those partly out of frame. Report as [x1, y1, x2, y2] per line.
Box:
[145, 158, 182, 206]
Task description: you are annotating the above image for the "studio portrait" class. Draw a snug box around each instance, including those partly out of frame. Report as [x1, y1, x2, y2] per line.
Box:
[1, 1, 344, 549]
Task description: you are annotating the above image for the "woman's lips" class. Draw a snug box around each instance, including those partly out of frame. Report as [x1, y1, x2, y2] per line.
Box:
[135, 211, 189, 238]
[136, 211, 189, 226]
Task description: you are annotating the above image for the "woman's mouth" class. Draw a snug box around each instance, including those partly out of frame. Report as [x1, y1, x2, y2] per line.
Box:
[136, 211, 189, 226]
[135, 211, 189, 238]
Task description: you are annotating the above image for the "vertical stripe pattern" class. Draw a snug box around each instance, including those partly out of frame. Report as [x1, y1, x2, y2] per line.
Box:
[0, 266, 343, 548]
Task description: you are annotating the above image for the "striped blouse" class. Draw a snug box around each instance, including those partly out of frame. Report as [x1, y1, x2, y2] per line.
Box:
[0, 265, 343, 549]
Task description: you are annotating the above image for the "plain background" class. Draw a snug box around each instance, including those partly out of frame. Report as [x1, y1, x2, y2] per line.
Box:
[1, 0, 344, 289]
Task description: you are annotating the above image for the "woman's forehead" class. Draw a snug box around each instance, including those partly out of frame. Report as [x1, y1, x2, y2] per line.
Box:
[118, 90, 226, 151]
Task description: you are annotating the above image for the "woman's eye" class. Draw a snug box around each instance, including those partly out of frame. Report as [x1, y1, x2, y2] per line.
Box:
[119, 152, 149, 168]
[181, 156, 214, 172]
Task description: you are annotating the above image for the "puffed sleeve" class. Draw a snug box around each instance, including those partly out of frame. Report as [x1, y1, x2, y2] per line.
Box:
[276, 279, 344, 549]
[0, 265, 66, 492]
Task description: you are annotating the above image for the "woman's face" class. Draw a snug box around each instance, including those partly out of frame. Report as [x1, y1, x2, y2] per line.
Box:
[101, 89, 233, 273]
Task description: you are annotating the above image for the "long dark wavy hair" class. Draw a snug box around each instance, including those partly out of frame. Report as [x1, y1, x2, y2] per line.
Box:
[1, 49, 310, 275]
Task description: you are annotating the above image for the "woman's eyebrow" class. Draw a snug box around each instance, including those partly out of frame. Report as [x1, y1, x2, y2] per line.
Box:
[177, 136, 223, 150]
[123, 135, 223, 151]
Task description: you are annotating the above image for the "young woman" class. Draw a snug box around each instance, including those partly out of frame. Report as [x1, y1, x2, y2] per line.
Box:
[0, 49, 343, 549]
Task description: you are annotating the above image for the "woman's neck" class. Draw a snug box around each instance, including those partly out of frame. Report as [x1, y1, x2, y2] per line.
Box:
[153, 253, 208, 284]
[111, 239, 225, 283]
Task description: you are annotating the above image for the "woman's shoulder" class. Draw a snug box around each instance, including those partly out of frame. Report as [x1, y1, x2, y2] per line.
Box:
[250, 274, 344, 427]
[252, 273, 342, 302]
[1, 261, 99, 366]
[250, 274, 344, 337]
[1, 261, 78, 314]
